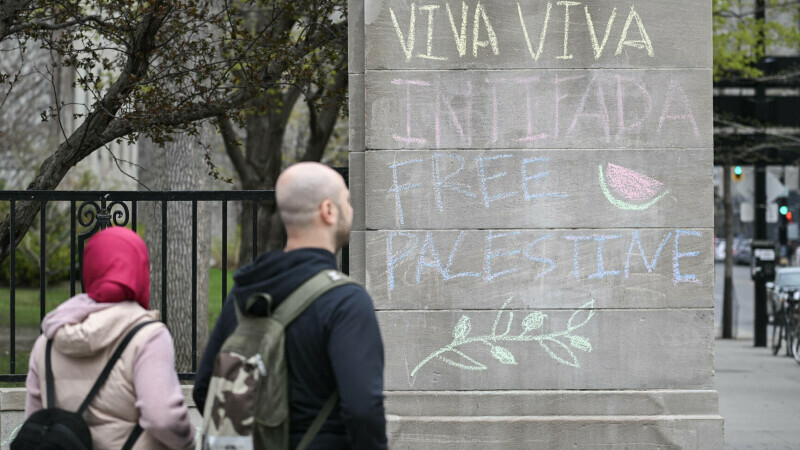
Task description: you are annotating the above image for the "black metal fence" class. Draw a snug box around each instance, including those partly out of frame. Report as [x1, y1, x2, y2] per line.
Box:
[0, 169, 349, 383]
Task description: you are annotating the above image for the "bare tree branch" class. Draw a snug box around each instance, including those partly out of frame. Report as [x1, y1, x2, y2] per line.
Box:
[0, 0, 171, 264]
[6, 15, 104, 35]
[302, 67, 347, 162]
[0, 0, 35, 42]
[0, 1, 349, 265]
[715, 117, 800, 144]
[217, 115, 258, 184]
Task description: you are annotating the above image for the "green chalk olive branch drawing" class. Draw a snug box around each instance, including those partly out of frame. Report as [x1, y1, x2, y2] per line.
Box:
[410, 298, 596, 377]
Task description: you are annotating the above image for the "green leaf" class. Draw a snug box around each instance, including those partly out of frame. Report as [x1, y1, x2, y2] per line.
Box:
[490, 345, 518, 365]
[453, 315, 471, 342]
[567, 300, 595, 330]
[569, 335, 592, 352]
[437, 349, 487, 371]
[539, 338, 580, 368]
[491, 297, 514, 336]
[521, 311, 546, 331]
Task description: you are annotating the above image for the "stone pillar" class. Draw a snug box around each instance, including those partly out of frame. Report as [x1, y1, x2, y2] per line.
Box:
[349, 1, 722, 447]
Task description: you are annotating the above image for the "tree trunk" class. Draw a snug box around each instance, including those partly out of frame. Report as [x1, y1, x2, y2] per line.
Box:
[722, 164, 735, 339]
[138, 127, 213, 372]
[236, 97, 289, 265]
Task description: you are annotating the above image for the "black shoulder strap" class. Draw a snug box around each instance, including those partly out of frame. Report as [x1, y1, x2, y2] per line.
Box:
[77, 320, 158, 414]
[121, 423, 144, 450]
[45, 339, 55, 409]
[43, 320, 156, 450]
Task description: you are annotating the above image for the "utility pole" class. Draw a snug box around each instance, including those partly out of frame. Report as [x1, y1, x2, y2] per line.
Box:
[753, 0, 768, 347]
[723, 165, 734, 339]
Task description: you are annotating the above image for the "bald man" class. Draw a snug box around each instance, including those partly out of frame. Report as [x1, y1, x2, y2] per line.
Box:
[194, 163, 388, 450]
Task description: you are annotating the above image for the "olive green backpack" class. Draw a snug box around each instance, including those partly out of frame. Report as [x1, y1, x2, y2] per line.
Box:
[200, 269, 357, 450]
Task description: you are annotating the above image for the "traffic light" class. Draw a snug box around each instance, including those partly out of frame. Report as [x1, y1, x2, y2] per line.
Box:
[779, 197, 789, 245]
[733, 165, 743, 181]
[779, 197, 789, 216]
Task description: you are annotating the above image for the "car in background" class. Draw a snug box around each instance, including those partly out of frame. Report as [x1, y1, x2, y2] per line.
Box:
[766, 267, 800, 319]
[734, 239, 752, 265]
[714, 237, 753, 265]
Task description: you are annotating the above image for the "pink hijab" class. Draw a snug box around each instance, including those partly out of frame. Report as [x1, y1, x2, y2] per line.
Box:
[83, 227, 150, 309]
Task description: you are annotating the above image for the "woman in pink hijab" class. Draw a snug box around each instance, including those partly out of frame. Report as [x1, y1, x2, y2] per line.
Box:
[24, 226, 195, 449]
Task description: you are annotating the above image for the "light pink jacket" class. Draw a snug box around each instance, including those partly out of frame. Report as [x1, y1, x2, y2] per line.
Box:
[25, 295, 195, 449]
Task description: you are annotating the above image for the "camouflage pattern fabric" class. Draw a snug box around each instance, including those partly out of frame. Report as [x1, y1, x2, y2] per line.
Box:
[207, 352, 263, 437]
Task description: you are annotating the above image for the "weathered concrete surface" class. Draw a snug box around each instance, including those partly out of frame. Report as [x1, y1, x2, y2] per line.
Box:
[385, 390, 720, 416]
[365, 0, 712, 70]
[349, 0, 365, 74]
[363, 149, 713, 229]
[379, 309, 715, 390]
[0, 411, 23, 450]
[356, 0, 719, 445]
[359, 228, 712, 310]
[1, 387, 724, 449]
[366, 69, 712, 150]
[349, 152, 366, 231]
[349, 74, 365, 153]
[349, 230, 366, 283]
[386, 415, 723, 449]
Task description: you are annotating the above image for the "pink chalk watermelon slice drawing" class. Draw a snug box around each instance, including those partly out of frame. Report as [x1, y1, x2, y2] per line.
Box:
[598, 163, 669, 211]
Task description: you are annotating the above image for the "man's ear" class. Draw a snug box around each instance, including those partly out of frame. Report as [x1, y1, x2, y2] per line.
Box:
[320, 199, 336, 226]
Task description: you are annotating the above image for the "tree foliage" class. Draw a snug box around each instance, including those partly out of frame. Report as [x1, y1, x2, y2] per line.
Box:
[0, 0, 347, 265]
[713, 0, 800, 80]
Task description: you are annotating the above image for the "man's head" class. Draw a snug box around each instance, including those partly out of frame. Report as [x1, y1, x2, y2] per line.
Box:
[276, 162, 352, 252]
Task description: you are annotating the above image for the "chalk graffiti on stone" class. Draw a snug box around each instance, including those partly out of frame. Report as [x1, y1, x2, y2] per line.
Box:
[411, 297, 595, 376]
[385, 229, 705, 291]
[371, 150, 712, 229]
[377, 72, 700, 149]
[388, 152, 568, 222]
[598, 163, 668, 211]
[1, 425, 21, 449]
[387, 2, 654, 62]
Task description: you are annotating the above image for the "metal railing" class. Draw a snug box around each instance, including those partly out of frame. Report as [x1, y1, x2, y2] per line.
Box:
[0, 169, 349, 383]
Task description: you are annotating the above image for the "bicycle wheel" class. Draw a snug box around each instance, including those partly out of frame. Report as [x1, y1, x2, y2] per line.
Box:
[772, 314, 784, 356]
[790, 307, 800, 364]
[792, 323, 800, 364]
[786, 305, 797, 357]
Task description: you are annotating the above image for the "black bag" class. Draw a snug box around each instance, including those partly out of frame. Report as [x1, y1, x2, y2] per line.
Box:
[12, 320, 157, 450]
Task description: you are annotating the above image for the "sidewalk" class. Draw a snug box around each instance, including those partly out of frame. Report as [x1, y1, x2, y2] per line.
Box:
[715, 338, 800, 449]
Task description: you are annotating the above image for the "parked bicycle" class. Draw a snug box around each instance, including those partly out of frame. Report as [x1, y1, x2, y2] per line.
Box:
[770, 287, 800, 359]
[766, 268, 800, 361]
[791, 303, 800, 365]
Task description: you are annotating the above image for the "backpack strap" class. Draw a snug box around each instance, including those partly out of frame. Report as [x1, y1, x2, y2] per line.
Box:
[271, 270, 358, 328]
[121, 423, 144, 450]
[77, 320, 157, 449]
[44, 339, 55, 409]
[77, 320, 158, 415]
[296, 390, 340, 450]
[270, 269, 358, 448]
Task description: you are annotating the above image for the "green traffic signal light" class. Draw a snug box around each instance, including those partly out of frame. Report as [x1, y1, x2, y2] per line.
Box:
[733, 165, 743, 181]
[780, 205, 789, 215]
